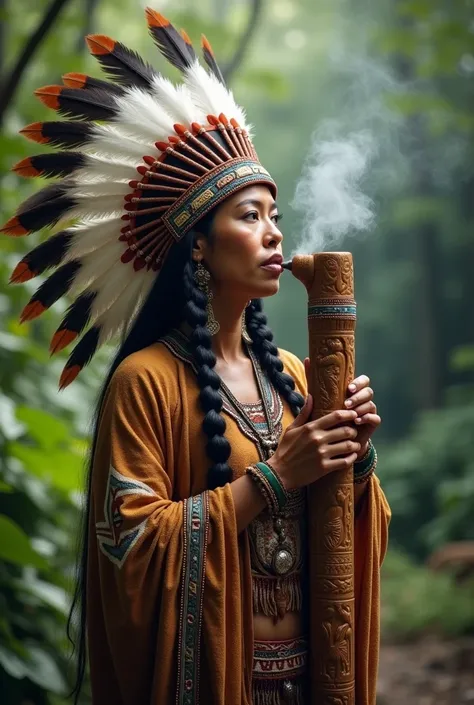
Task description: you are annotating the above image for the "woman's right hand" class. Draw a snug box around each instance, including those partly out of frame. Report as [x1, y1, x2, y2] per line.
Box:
[269, 394, 360, 491]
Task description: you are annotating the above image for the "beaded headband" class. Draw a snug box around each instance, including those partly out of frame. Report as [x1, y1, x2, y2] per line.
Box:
[1, 8, 277, 388]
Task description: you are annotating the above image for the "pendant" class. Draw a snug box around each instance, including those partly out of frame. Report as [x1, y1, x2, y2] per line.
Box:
[273, 548, 295, 575]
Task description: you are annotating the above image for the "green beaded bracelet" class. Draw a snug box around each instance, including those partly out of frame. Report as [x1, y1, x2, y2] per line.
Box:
[354, 440, 377, 484]
[246, 461, 289, 514]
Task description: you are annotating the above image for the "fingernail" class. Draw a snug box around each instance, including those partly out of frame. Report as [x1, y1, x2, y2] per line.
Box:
[355, 417, 362, 424]
[345, 399, 352, 407]
[349, 383, 356, 392]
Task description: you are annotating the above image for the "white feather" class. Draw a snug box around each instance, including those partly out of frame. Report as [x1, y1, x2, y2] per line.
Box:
[69, 240, 126, 296]
[114, 87, 175, 142]
[67, 195, 125, 220]
[71, 181, 130, 197]
[73, 154, 138, 184]
[97, 271, 154, 346]
[63, 216, 123, 263]
[151, 76, 205, 126]
[89, 124, 158, 160]
[184, 61, 249, 131]
[89, 264, 134, 321]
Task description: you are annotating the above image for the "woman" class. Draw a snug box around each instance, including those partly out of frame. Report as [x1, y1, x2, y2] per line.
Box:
[2, 9, 390, 705]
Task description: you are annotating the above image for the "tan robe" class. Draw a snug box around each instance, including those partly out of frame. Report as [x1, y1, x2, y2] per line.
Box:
[87, 336, 390, 704]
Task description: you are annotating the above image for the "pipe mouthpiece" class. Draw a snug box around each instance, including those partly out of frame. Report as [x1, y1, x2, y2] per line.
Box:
[281, 260, 293, 271]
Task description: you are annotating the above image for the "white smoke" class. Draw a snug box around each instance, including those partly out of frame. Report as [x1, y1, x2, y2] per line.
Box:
[291, 124, 377, 253]
[290, 46, 406, 254]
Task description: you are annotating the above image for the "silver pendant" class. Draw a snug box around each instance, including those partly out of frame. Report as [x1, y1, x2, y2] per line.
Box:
[273, 548, 295, 575]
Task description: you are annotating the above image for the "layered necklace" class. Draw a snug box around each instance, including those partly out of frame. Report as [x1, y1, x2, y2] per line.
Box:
[219, 342, 305, 578]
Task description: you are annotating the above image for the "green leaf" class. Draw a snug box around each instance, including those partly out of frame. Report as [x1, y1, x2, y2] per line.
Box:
[24, 644, 67, 694]
[0, 515, 47, 569]
[15, 406, 70, 450]
[9, 442, 83, 493]
[0, 645, 29, 679]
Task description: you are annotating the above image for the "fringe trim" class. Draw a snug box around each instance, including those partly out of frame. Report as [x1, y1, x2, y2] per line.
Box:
[252, 573, 302, 619]
[252, 678, 305, 705]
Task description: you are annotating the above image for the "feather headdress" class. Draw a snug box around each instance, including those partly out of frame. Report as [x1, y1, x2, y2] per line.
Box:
[2, 8, 276, 389]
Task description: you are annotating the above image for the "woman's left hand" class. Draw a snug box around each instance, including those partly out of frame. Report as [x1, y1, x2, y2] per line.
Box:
[344, 375, 381, 459]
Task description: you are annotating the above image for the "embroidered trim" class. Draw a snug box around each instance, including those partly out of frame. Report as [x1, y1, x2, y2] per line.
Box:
[160, 330, 283, 452]
[253, 636, 308, 679]
[162, 158, 276, 241]
[95, 465, 156, 568]
[176, 492, 209, 705]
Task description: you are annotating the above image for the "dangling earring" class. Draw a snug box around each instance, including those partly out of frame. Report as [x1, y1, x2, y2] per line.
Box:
[194, 262, 220, 335]
[242, 301, 252, 343]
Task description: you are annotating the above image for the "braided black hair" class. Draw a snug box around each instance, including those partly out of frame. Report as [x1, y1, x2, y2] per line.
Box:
[183, 259, 233, 489]
[246, 299, 305, 417]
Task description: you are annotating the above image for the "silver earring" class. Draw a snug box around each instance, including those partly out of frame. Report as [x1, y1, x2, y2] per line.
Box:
[194, 262, 220, 335]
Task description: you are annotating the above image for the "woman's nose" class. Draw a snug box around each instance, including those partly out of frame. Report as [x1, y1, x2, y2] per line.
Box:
[264, 222, 283, 247]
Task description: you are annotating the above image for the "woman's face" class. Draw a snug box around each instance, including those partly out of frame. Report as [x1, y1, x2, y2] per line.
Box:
[193, 185, 284, 302]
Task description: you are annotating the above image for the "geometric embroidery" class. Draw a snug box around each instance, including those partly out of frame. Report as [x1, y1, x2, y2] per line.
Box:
[95, 465, 156, 569]
[176, 492, 209, 705]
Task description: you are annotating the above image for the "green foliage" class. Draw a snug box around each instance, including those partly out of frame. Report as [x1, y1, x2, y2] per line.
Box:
[379, 400, 474, 558]
[382, 549, 474, 641]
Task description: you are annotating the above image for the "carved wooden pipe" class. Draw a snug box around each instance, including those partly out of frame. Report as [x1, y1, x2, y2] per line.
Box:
[284, 253, 356, 704]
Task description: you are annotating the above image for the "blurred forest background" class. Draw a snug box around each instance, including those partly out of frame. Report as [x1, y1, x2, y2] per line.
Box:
[0, 0, 473, 703]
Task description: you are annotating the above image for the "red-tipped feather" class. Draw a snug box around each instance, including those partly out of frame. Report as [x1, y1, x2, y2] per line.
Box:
[62, 72, 124, 95]
[20, 260, 81, 323]
[201, 34, 225, 85]
[145, 8, 195, 72]
[86, 34, 156, 88]
[50, 329, 79, 355]
[59, 364, 81, 390]
[13, 153, 85, 179]
[19, 121, 94, 149]
[59, 326, 100, 390]
[19, 122, 49, 145]
[35, 85, 117, 121]
[180, 28, 197, 61]
[10, 230, 73, 283]
[20, 301, 47, 323]
[0, 216, 29, 236]
[50, 291, 96, 356]
[10, 262, 35, 283]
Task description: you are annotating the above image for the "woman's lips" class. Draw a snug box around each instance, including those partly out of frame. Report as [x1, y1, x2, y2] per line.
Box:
[260, 263, 283, 274]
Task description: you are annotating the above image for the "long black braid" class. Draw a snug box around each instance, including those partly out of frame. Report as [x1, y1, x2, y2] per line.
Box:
[246, 298, 305, 417]
[183, 259, 233, 489]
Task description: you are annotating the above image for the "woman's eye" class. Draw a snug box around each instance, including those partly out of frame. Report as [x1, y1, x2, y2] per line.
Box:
[272, 213, 283, 224]
[244, 211, 259, 221]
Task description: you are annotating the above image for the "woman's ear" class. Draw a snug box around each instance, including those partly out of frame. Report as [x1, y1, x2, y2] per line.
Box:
[192, 232, 207, 264]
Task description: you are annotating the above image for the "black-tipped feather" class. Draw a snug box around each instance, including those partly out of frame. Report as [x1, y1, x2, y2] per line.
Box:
[19, 153, 87, 179]
[147, 16, 195, 72]
[88, 39, 157, 89]
[65, 325, 100, 369]
[63, 73, 125, 96]
[18, 230, 73, 277]
[37, 86, 117, 121]
[202, 38, 226, 85]
[15, 185, 76, 233]
[17, 183, 70, 216]
[57, 291, 96, 336]
[28, 260, 81, 310]
[22, 121, 95, 149]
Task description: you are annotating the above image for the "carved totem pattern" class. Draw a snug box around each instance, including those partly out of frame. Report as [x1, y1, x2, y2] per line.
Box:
[290, 253, 356, 705]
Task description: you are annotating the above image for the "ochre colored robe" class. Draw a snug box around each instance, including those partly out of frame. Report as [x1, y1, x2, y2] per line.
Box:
[87, 337, 390, 704]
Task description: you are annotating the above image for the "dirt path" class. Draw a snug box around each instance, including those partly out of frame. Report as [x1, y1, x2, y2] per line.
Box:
[377, 637, 474, 705]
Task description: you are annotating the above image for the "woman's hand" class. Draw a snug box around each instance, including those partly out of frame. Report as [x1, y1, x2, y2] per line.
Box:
[344, 375, 382, 458]
[269, 395, 360, 491]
